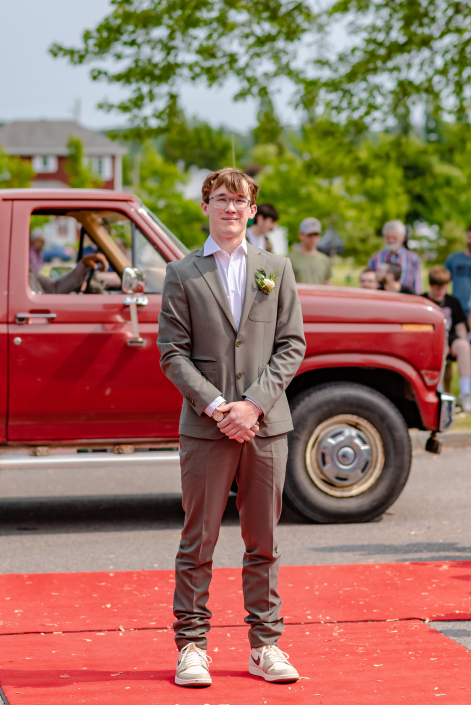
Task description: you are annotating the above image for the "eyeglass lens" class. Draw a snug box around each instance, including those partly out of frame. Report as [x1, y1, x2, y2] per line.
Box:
[212, 197, 250, 210]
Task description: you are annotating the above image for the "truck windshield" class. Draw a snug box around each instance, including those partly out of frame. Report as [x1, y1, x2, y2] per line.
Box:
[137, 201, 190, 256]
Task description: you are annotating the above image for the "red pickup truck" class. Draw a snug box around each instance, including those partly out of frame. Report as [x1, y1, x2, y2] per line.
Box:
[0, 189, 455, 523]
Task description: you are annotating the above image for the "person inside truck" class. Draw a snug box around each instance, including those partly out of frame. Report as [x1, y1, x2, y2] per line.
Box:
[423, 266, 471, 413]
[29, 229, 45, 272]
[376, 262, 416, 294]
[29, 252, 108, 294]
[359, 268, 379, 290]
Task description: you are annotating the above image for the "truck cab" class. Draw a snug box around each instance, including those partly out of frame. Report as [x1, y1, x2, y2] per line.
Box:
[0, 189, 455, 523]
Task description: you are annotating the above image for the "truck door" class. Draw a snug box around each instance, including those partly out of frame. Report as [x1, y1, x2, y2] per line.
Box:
[7, 197, 181, 443]
[0, 199, 11, 444]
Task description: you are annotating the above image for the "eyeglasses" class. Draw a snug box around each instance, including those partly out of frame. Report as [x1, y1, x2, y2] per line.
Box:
[209, 196, 252, 210]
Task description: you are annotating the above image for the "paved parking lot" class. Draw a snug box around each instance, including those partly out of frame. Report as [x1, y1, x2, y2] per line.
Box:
[0, 444, 469, 573]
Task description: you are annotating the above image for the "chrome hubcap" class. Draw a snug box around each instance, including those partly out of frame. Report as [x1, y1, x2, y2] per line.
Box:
[305, 414, 385, 498]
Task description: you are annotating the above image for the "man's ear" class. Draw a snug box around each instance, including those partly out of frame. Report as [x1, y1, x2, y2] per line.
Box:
[201, 201, 209, 217]
[250, 203, 257, 219]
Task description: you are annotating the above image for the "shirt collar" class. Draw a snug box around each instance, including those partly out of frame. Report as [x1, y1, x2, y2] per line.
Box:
[203, 234, 247, 257]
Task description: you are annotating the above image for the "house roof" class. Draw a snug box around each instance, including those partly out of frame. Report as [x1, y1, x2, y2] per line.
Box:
[0, 120, 127, 156]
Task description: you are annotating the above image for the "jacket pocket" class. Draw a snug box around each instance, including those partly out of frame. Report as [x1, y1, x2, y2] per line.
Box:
[248, 295, 276, 322]
[192, 358, 218, 371]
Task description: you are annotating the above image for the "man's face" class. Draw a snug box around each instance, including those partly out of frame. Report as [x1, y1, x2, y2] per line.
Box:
[429, 283, 448, 303]
[359, 272, 378, 290]
[201, 186, 257, 241]
[384, 227, 405, 250]
[466, 229, 471, 251]
[376, 263, 389, 284]
[257, 216, 277, 235]
[31, 236, 45, 253]
[299, 231, 321, 251]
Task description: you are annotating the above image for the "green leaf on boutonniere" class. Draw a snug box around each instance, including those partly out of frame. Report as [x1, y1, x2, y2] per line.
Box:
[255, 267, 279, 295]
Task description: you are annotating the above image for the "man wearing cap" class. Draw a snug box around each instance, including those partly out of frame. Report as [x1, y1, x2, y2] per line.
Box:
[288, 218, 332, 285]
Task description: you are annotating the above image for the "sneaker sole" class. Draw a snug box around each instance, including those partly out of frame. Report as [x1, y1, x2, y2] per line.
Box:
[249, 663, 299, 683]
[175, 675, 212, 687]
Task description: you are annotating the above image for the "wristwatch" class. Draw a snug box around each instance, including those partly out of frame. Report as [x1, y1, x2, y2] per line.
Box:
[212, 409, 229, 422]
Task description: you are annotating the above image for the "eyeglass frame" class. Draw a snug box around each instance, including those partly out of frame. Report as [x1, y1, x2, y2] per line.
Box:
[208, 196, 253, 210]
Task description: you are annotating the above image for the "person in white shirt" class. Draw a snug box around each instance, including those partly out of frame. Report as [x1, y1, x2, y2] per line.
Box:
[246, 203, 279, 251]
[158, 167, 305, 688]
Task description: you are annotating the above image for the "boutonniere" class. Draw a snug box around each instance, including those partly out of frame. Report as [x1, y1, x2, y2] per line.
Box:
[255, 268, 279, 295]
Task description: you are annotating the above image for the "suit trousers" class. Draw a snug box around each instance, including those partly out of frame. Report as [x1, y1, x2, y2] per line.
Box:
[173, 432, 288, 651]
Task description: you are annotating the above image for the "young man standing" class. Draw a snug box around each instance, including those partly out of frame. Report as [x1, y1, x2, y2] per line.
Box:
[423, 266, 471, 412]
[376, 262, 416, 294]
[445, 226, 471, 322]
[158, 167, 306, 687]
[246, 202, 279, 251]
[288, 217, 332, 284]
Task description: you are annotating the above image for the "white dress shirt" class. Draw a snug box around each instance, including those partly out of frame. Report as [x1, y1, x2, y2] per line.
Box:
[246, 227, 266, 250]
[202, 235, 261, 418]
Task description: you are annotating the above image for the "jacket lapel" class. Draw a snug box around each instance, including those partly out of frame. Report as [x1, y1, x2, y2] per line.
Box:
[194, 249, 237, 332]
[238, 244, 266, 333]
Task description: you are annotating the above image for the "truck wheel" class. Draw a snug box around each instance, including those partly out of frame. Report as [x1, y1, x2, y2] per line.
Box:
[285, 382, 411, 523]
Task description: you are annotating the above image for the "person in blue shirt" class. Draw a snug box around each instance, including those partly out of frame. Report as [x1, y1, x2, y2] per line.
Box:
[445, 226, 471, 319]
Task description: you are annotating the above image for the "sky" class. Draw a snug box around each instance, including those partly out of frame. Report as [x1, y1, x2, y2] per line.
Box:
[0, 0, 298, 133]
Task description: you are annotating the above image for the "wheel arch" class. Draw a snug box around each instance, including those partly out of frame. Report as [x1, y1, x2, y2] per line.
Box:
[287, 355, 431, 430]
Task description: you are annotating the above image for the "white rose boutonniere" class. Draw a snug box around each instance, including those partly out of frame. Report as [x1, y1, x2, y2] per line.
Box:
[255, 268, 279, 295]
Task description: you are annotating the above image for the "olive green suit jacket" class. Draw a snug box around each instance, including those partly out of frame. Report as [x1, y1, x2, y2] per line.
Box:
[157, 242, 306, 440]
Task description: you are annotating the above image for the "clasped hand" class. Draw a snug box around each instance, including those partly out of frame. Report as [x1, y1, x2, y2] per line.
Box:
[216, 400, 260, 443]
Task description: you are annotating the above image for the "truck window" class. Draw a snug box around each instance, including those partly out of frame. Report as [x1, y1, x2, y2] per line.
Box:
[29, 209, 168, 295]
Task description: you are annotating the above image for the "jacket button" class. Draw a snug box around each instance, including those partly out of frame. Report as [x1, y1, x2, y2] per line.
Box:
[236, 340, 242, 347]
[237, 372, 243, 379]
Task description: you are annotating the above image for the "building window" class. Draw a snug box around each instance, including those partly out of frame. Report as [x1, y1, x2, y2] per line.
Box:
[32, 156, 58, 173]
[88, 156, 113, 181]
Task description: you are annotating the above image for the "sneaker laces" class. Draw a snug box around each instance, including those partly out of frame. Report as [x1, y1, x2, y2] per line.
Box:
[180, 643, 212, 670]
[260, 645, 290, 669]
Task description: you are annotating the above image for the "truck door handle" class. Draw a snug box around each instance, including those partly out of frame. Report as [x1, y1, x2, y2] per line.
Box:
[123, 297, 147, 347]
[15, 313, 57, 324]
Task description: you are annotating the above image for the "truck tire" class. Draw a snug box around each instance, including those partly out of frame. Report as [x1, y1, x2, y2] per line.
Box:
[285, 382, 412, 523]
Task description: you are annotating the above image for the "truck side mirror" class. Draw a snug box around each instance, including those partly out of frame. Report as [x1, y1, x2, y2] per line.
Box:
[122, 267, 146, 294]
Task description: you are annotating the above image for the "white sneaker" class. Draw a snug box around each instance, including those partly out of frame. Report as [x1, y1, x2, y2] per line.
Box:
[175, 643, 212, 687]
[459, 393, 471, 413]
[249, 644, 299, 682]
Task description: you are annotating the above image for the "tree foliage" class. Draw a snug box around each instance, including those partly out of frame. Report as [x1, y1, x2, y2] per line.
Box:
[65, 137, 103, 188]
[129, 144, 207, 250]
[50, 0, 313, 138]
[0, 148, 34, 188]
[50, 0, 471, 133]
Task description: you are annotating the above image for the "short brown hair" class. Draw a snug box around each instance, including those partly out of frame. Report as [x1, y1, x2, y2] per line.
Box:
[429, 266, 451, 286]
[201, 167, 259, 204]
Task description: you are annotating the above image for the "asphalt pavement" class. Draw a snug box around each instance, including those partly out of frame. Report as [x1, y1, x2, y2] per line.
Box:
[0, 445, 469, 574]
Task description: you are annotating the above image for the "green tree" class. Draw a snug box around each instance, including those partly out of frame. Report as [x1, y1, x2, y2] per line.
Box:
[65, 136, 103, 188]
[133, 144, 206, 250]
[0, 148, 34, 188]
[50, 0, 471, 134]
[161, 108, 247, 170]
[313, 0, 471, 124]
[50, 0, 313, 137]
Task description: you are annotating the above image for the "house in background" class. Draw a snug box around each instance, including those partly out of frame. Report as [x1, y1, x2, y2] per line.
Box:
[0, 119, 126, 190]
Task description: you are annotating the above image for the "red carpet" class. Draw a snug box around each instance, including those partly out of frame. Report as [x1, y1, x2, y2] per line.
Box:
[1, 562, 471, 703]
[0, 562, 470, 634]
[0, 622, 470, 704]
